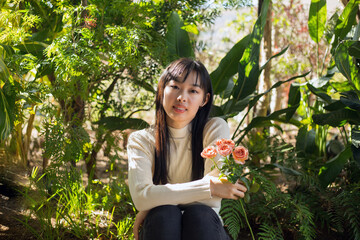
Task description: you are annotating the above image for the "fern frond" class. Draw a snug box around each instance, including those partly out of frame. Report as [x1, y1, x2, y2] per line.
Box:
[257, 222, 284, 240]
[250, 172, 278, 201]
[335, 188, 360, 240]
[327, 198, 344, 233]
[220, 199, 244, 240]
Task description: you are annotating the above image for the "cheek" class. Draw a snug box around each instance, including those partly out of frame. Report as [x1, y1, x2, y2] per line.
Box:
[193, 95, 205, 106]
[162, 90, 171, 103]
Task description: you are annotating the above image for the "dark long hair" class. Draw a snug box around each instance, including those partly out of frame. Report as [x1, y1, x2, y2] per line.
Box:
[153, 58, 213, 185]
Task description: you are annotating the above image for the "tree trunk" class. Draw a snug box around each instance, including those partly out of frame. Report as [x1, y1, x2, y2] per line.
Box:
[85, 76, 120, 181]
[274, 20, 283, 112]
[23, 105, 37, 167]
[257, 0, 272, 117]
[15, 124, 25, 166]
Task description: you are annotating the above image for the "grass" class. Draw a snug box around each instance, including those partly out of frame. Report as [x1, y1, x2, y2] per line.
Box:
[19, 166, 136, 239]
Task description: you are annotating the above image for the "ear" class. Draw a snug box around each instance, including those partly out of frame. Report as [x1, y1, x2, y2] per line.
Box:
[201, 93, 210, 107]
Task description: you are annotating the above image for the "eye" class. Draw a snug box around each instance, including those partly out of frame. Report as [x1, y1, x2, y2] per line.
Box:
[190, 89, 199, 94]
[171, 85, 179, 90]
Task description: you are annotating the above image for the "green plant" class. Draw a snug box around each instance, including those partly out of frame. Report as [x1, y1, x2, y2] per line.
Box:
[111, 215, 135, 239]
[201, 2, 309, 238]
[302, 0, 360, 188]
[20, 165, 136, 239]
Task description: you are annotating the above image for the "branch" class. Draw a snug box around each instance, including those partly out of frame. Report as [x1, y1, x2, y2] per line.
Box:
[126, 105, 155, 118]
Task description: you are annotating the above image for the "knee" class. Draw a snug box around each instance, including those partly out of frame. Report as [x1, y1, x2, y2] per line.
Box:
[146, 205, 182, 224]
[182, 204, 220, 225]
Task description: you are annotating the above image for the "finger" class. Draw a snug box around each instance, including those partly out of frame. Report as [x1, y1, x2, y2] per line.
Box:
[235, 182, 247, 192]
[236, 180, 248, 190]
[230, 194, 239, 200]
[232, 188, 245, 199]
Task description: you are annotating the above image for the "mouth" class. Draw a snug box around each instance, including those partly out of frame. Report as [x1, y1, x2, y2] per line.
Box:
[173, 105, 187, 113]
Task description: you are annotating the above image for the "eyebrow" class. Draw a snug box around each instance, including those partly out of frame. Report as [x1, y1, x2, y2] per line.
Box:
[171, 79, 201, 87]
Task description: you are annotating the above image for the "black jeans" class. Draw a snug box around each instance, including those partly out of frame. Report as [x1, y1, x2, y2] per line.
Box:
[140, 204, 231, 240]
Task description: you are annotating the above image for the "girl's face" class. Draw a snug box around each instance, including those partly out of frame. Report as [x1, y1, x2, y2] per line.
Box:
[163, 70, 209, 129]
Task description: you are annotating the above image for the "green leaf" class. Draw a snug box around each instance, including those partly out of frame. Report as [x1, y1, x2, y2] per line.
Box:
[0, 44, 15, 58]
[313, 109, 360, 127]
[318, 146, 352, 188]
[29, 94, 42, 104]
[259, 0, 270, 30]
[95, 117, 149, 131]
[232, 0, 269, 102]
[307, 83, 332, 103]
[325, 12, 339, 43]
[232, 71, 309, 140]
[349, 41, 360, 58]
[308, 73, 333, 88]
[243, 193, 250, 203]
[334, 0, 359, 40]
[331, 0, 360, 52]
[286, 83, 300, 121]
[232, 26, 261, 101]
[222, 77, 235, 99]
[260, 45, 289, 72]
[271, 163, 301, 176]
[308, 0, 327, 43]
[165, 12, 194, 62]
[340, 96, 360, 111]
[249, 181, 260, 193]
[209, 104, 225, 118]
[210, 34, 250, 94]
[233, 59, 260, 102]
[181, 23, 198, 35]
[334, 41, 360, 90]
[323, 100, 346, 111]
[352, 127, 360, 148]
[238, 106, 299, 141]
[0, 56, 10, 82]
[0, 82, 16, 140]
[16, 41, 48, 58]
[220, 95, 252, 118]
[296, 127, 317, 155]
[248, 72, 310, 115]
[132, 76, 155, 93]
[35, 61, 54, 79]
[220, 199, 244, 240]
[351, 145, 360, 168]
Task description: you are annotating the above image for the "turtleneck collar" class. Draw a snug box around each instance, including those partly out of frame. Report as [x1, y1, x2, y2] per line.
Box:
[168, 123, 191, 139]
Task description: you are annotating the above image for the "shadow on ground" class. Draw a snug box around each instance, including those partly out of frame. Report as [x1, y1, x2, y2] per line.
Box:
[0, 165, 40, 240]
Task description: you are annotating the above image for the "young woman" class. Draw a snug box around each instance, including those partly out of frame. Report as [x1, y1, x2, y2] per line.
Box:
[127, 58, 247, 240]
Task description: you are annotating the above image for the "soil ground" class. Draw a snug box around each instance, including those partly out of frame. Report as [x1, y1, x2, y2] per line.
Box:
[0, 163, 38, 239]
[0, 153, 128, 240]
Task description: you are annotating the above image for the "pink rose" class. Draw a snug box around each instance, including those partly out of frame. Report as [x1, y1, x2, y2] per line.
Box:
[232, 146, 249, 164]
[215, 139, 235, 150]
[217, 144, 232, 157]
[201, 146, 217, 159]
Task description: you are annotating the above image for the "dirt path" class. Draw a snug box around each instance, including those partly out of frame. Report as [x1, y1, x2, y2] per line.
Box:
[0, 165, 39, 239]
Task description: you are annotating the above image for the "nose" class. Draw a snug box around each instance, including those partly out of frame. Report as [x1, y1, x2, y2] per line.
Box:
[177, 93, 186, 102]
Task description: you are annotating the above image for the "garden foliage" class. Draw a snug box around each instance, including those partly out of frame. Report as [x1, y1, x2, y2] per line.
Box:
[1, 0, 360, 239]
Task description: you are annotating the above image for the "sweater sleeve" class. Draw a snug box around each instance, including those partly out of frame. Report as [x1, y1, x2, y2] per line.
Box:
[127, 118, 230, 211]
[127, 130, 212, 211]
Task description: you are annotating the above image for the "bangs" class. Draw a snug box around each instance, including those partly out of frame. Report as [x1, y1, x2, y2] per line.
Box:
[162, 59, 206, 90]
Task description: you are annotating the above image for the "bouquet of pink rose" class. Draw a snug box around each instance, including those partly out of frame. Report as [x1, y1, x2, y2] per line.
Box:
[201, 138, 255, 240]
[201, 138, 251, 190]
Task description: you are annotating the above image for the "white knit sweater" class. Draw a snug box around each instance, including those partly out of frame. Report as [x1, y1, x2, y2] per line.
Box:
[127, 117, 230, 212]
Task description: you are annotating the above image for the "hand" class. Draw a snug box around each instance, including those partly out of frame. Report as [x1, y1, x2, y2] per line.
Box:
[133, 210, 149, 240]
[210, 178, 247, 200]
